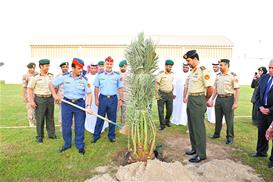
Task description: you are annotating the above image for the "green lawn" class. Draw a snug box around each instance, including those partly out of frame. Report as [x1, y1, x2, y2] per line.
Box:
[0, 84, 272, 181]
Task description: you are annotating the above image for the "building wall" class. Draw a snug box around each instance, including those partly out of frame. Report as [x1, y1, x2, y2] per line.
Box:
[31, 45, 233, 60]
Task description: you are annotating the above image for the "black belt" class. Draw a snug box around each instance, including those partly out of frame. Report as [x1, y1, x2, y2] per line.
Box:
[218, 94, 233, 98]
[64, 97, 83, 103]
[35, 94, 52, 98]
[100, 94, 117, 99]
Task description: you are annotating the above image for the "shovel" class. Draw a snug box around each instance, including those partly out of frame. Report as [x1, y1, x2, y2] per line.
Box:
[61, 99, 129, 135]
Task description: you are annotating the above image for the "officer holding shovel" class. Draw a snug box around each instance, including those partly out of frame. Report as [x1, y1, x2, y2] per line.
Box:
[49, 58, 92, 155]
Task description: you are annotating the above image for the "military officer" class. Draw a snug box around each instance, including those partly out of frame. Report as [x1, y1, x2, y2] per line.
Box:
[93, 56, 124, 143]
[155, 59, 174, 130]
[119, 60, 128, 128]
[22, 62, 37, 127]
[207, 59, 240, 145]
[27, 59, 56, 143]
[97, 60, 105, 73]
[183, 50, 214, 163]
[49, 58, 92, 155]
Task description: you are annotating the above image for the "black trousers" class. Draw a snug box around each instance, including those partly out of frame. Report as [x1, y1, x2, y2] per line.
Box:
[256, 111, 273, 161]
[157, 91, 173, 128]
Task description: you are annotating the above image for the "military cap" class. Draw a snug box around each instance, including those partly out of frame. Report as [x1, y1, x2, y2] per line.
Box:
[27, 62, 36, 68]
[39, 59, 50, 65]
[183, 50, 198, 59]
[60, 62, 69, 67]
[258, 66, 267, 74]
[72, 58, 84, 68]
[105, 56, 114, 63]
[98, 61, 105, 65]
[219, 59, 230, 64]
[119, 60, 128, 67]
[183, 63, 189, 67]
[165, 59, 174, 65]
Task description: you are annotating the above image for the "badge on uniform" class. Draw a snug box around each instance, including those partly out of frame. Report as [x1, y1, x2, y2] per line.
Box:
[88, 83, 91, 88]
[204, 74, 210, 80]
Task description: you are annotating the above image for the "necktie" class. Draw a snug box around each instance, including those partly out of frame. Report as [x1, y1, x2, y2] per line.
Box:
[264, 76, 273, 105]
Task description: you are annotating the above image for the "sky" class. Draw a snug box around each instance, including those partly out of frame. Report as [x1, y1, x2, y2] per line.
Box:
[0, 0, 272, 84]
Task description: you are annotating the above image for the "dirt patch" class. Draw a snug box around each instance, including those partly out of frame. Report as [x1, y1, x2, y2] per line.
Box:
[86, 131, 264, 182]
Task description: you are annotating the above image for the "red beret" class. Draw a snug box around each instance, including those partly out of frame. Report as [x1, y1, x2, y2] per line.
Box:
[105, 56, 114, 63]
[72, 58, 84, 68]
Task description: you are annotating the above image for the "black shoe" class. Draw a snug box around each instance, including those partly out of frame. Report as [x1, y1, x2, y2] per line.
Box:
[36, 138, 43, 144]
[166, 123, 171, 127]
[189, 155, 206, 163]
[251, 153, 268, 157]
[210, 134, 220, 139]
[79, 148, 85, 155]
[92, 138, 99, 143]
[159, 126, 165, 131]
[109, 138, 116, 143]
[59, 146, 71, 153]
[185, 149, 196, 155]
[49, 135, 57, 139]
[226, 138, 233, 145]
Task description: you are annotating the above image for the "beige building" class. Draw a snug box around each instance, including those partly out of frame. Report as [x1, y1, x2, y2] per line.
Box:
[30, 35, 233, 73]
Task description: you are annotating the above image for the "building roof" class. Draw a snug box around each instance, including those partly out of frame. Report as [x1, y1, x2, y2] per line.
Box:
[30, 35, 233, 47]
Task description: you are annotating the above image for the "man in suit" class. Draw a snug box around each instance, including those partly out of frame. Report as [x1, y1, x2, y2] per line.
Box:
[252, 59, 273, 169]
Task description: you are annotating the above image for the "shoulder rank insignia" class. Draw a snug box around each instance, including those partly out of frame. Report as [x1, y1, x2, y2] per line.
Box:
[33, 72, 39, 77]
[230, 72, 237, 76]
[200, 66, 206, 71]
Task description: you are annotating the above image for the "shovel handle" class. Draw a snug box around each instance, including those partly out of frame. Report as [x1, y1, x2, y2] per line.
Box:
[61, 99, 120, 128]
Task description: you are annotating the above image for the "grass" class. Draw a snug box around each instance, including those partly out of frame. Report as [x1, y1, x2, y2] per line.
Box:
[0, 84, 272, 181]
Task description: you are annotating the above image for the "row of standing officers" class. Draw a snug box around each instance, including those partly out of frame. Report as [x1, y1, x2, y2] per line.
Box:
[24, 50, 240, 161]
[155, 50, 240, 163]
[26, 57, 124, 155]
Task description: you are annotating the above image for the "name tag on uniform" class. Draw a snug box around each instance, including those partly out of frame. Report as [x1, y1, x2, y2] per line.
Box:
[64, 81, 71, 84]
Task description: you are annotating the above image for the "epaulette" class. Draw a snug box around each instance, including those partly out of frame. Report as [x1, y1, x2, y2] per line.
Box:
[159, 70, 164, 74]
[114, 71, 120, 75]
[230, 72, 237, 76]
[33, 72, 39, 77]
[48, 73, 54, 76]
[200, 66, 206, 71]
[216, 73, 221, 76]
[98, 71, 104, 74]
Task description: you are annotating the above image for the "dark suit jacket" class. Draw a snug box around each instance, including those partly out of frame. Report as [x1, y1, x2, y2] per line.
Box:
[255, 74, 273, 113]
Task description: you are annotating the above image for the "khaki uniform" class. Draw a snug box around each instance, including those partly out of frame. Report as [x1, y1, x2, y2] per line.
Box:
[213, 72, 240, 139]
[28, 72, 56, 140]
[22, 72, 37, 126]
[186, 66, 213, 159]
[156, 71, 174, 129]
